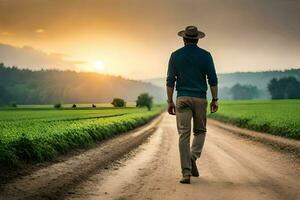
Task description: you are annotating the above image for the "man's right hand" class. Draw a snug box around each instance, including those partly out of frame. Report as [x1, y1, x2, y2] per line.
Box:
[210, 100, 218, 113]
[167, 102, 176, 115]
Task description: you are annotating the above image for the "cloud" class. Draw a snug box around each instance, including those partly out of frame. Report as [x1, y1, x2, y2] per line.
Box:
[0, 43, 82, 70]
[0, 0, 299, 77]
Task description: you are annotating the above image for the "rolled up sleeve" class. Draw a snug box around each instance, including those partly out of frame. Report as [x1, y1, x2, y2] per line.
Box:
[206, 53, 218, 86]
[166, 53, 176, 88]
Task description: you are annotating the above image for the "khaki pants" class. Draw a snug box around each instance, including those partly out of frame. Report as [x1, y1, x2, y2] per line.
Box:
[176, 96, 208, 176]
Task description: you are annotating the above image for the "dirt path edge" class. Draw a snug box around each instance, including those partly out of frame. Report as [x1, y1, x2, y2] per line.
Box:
[0, 114, 164, 200]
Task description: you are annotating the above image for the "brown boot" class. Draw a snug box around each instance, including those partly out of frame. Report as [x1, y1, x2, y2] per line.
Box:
[179, 175, 191, 184]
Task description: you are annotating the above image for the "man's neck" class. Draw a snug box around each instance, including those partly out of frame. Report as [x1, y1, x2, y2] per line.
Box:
[184, 43, 198, 46]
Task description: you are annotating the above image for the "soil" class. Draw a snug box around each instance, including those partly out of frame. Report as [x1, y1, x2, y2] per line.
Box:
[1, 113, 299, 200]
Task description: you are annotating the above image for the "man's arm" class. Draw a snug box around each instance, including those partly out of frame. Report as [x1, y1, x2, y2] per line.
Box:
[167, 86, 174, 103]
[166, 53, 176, 115]
[210, 86, 218, 99]
[207, 53, 219, 113]
[167, 86, 176, 114]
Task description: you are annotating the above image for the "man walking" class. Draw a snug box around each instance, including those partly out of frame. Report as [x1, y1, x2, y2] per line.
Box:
[166, 26, 219, 184]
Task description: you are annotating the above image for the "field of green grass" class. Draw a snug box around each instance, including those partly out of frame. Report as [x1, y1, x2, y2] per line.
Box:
[0, 105, 164, 165]
[208, 100, 300, 139]
[15, 102, 138, 109]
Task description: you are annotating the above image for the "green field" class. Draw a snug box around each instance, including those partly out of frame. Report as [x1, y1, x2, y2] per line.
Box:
[14, 102, 138, 109]
[0, 105, 164, 165]
[208, 100, 300, 139]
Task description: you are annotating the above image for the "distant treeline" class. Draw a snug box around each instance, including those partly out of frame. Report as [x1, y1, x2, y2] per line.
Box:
[148, 68, 300, 100]
[219, 69, 300, 99]
[218, 69, 300, 89]
[0, 64, 165, 105]
[268, 77, 300, 99]
[227, 76, 300, 100]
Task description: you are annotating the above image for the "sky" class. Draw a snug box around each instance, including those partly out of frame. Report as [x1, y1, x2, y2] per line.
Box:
[0, 0, 299, 79]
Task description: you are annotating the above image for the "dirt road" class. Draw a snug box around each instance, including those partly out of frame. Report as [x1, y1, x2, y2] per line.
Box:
[1, 114, 299, 200]
[64, 114, 300, 200]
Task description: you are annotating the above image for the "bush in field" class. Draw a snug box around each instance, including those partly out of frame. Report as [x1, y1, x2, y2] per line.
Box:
[11, 102, 17, 108]
[136, 93, 153, 110]
[54, 103, 61, 109]
[111, 98, 126, 107]
[72, 104, 77, 108]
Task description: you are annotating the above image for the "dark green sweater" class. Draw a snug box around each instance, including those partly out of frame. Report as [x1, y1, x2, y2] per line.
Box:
[166, 44, 218, 98]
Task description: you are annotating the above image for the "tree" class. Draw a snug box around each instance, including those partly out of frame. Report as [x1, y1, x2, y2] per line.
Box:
[136, 93, 153, 110]
[0, 85, 11, 105]
[230, 84, 259, 100]
[268, 77, 300, 99]
[268, 78, 282, 99]
[111, 98, 126, 107]
[54, 103, 61, 109]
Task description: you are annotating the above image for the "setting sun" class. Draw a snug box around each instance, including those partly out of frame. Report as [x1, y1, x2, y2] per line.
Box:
[93, 60, 105, 71]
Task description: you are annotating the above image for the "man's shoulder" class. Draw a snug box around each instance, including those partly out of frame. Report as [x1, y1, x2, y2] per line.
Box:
[171, 46, 185, 55]
[172, 46, 211, 56]
[197, 47, 211, 55]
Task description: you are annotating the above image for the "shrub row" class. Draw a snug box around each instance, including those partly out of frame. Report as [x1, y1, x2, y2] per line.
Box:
[209, 113, 300, 140]
[0, 107, 163, 166]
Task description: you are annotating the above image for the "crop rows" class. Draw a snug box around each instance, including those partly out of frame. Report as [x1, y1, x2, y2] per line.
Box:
[208, 100, 300, 139]
[0, 106, 164, 165]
